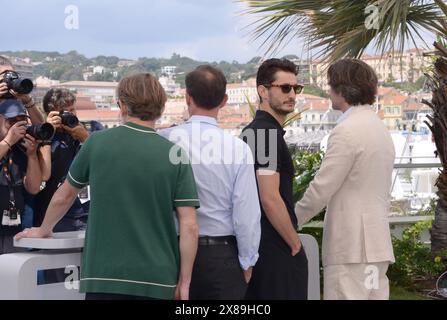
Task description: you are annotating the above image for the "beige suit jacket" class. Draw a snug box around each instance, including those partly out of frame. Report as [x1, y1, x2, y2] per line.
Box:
[295, 106, 396, 267]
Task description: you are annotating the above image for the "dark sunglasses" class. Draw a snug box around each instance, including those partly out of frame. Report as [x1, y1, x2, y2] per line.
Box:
[264, 83, 304, 94]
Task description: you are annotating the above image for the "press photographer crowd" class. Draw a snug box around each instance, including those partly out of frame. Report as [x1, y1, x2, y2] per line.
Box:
[1, 54, 404, 301]
[0, 55, 102, 254]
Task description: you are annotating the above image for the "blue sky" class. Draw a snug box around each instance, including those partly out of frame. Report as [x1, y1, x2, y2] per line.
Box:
[1, 1, 435, 63]
[0, 0, 306, 63]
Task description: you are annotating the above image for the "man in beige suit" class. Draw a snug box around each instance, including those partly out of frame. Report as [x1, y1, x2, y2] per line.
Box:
[295, 59, 395, 300]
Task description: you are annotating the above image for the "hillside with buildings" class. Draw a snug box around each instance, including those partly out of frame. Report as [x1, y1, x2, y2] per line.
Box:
[1, 48, 433, 139]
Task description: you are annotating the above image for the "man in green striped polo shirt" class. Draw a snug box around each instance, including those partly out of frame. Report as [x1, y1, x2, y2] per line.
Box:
[15, 73, 200, 300]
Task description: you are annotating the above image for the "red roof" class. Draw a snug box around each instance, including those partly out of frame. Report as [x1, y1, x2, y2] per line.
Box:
[382, 95, 408, 106]
[300, 99, 331, 111]
[74, 96, 96, 110]
[76, 109, 120, 121]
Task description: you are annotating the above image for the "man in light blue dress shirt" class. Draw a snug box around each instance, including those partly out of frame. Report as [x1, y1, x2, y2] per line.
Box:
[160, 65, 261, 300]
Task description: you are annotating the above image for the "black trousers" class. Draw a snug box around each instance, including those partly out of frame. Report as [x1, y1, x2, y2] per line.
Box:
[189, 242, 247, 300]
[246, 237, 308, 300]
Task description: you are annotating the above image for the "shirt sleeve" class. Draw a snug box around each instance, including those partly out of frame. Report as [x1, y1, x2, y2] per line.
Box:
[232, 143, 261, 270]
[173, 158, 200, 209]
[66, 134, 93, 189]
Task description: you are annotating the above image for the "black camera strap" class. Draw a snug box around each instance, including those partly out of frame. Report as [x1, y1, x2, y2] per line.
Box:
[2, 153, 20, 224]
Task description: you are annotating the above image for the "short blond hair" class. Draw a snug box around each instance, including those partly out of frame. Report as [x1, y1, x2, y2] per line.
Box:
[117, 73, 167, 121]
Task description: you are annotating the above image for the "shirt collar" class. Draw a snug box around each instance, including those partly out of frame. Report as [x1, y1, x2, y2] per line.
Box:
[254, 110, 285, 133]
[186, 115, 218, 126]
[336, 107, 355, 125]
[122, 122, 156, 133]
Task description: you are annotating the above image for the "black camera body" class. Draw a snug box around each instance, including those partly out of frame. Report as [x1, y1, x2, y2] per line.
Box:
[26, 123, 55, 141]
[60, 111, 79, 128]
[1, 71, 34, 98]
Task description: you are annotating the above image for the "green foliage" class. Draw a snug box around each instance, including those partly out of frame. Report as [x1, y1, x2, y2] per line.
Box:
[382, 77, 426, 93]
[389, 220, 447, 289]
[291, 149, 326, 222]
[417, 198, 437, 216]
[303, 85, 328, 98]
[292, 149, 323, 202]
[1, 50, 263, 85]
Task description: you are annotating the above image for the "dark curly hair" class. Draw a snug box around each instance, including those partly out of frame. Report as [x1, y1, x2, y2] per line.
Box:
[256, 58, 298, 102]
[43, 88, 76, 113]
[328, 59, 378, 106]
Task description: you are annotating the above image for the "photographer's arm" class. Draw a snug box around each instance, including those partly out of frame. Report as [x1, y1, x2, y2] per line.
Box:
[38, 145, 51, 181]
[62, 124, 89, 143]
[13, 94, 45, 124]
[0, 121, 27, 159]
[0, 140, 11, 159]
[23, 134, 42, 195]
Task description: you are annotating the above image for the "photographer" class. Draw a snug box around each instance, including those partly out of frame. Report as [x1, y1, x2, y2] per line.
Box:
[33, 88, 97, 231]
[0, 55, 51, 233]
[0, 99, 43, 254]
[0, 56, 45, 126]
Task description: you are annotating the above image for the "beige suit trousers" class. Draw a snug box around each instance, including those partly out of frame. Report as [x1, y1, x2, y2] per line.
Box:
[324, 262, 390, 300]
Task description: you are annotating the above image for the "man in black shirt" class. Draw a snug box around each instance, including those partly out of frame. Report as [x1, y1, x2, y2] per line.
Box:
[242, 58, 308, 300]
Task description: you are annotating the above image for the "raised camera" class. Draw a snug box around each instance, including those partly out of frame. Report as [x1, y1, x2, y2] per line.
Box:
[2, 71, 34, 97]
[26, 123, 55, 141]
[60, 111, 79, 128]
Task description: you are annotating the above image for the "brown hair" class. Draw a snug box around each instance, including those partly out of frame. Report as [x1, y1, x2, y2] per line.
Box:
[117, 73, 167, 121]
[328, 59, 378, 106]
[43, 88, 76, 113]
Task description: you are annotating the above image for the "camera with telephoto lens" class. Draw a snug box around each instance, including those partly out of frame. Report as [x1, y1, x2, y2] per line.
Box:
[60, 111, 79, 128]
[26, 123, 55, 141]
[1, 71, 34, 98]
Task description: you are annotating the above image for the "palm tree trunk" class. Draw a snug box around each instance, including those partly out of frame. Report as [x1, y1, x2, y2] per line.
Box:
[424, 42, 447, 253]
[431, 173, 447, 252]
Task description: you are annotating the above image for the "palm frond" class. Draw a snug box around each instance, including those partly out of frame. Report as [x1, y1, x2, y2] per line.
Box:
[241, 0, 447, 63]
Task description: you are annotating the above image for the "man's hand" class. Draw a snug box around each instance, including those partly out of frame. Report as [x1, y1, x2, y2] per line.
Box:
[174, 279, 190, 300]
[62, 124, 89, 143]
[47, 111, 62, 129]
[0, 81, 8, 98]
[4, 121, 27, 146]
[21, 134, 38, 157]
[291, 237, 302, 256]
[14, 227, 52, 241]
[243, 267, 253, 284]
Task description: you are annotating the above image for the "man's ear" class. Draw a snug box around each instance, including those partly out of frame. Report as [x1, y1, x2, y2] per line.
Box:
[119, 101, 128, 117]
[218, 94, 228, 110]
[258, 85, 268, 103]
[185, 92, 192, 107]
